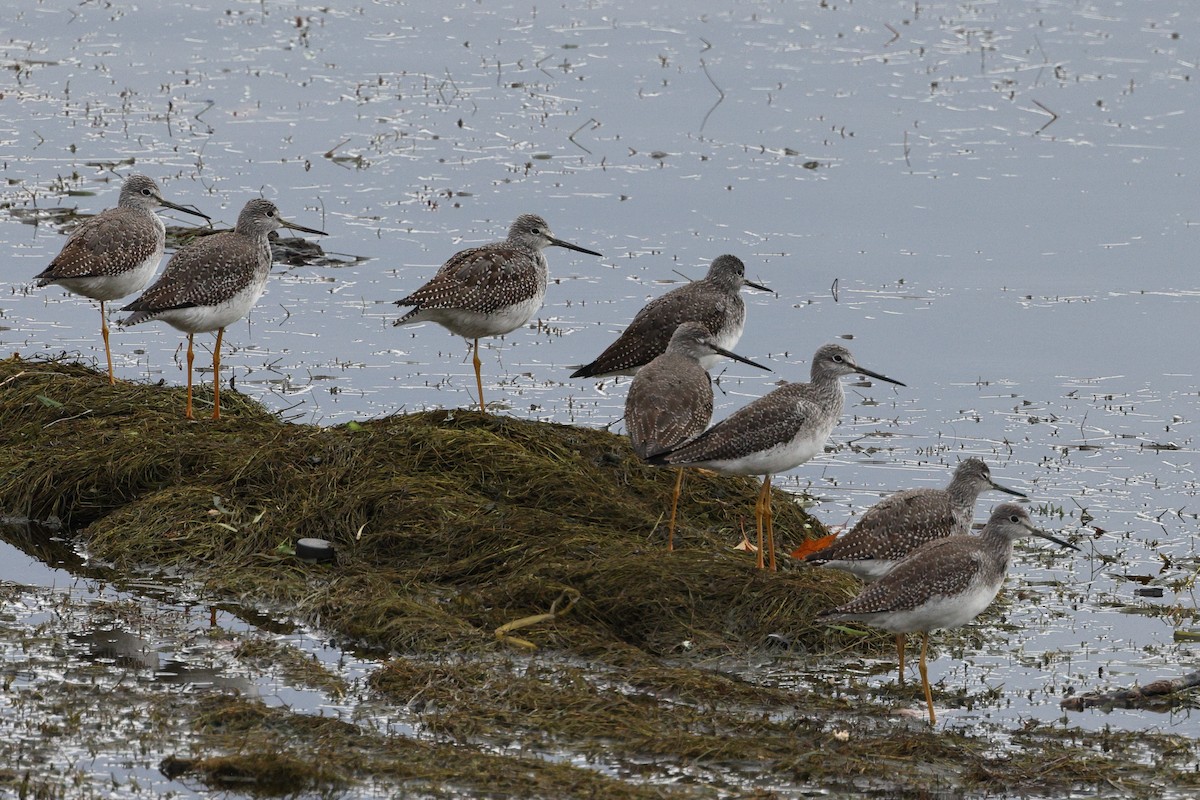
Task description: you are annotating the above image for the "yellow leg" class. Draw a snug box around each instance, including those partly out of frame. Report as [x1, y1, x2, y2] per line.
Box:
[667, 468, 685, 551]
[920, 632, 936, 726]
[473, 337, 486, 414]
[895, 633, 906, 686]
[99, 301, 115, 385]
[185, 333, 195, 420]
[754, 479, 766, 570]
[764, 474, 776, 572]
[212, 327, 224, 420]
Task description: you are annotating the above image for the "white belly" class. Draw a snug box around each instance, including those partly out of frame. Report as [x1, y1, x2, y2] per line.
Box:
[56, 252, 162, 302]
[708, 435, 827, 477]
[872, 584, 1002, 634]
[154, 284, 266, 334]
[411, 293, 543, 339]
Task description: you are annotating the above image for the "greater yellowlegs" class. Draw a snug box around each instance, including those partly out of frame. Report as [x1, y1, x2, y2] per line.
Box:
[394, 214, 602, 414]
[33, 174, 211, 385]
[817, 502, 1077, 725]
[625, 321, 771, 550]
[571, 254, 771, 378]
[650, 343, 904, 571]
[121, 198, 327, 420]
[805, 458, 1026, 580]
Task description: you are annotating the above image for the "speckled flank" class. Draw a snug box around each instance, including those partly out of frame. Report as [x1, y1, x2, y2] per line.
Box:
[805, 458, 1027, 580]
[572, 253, 770, 378]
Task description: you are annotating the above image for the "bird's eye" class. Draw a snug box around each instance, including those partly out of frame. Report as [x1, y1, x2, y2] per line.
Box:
[141, 188, 153, 196]
[1009, 514, 1020, 523]
[832, 354, 844, 363]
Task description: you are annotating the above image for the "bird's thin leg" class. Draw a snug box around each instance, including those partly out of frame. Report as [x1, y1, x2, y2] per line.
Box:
[754, 478, 766, 570]
[99, 301, 115, 385]
[667, 467, 685, 551]
[920, 632, 936, 726]
[473, 337, 486, 414]
[764, 474, 776, 572]
[185, 333, 195, 420]
[212, 327, 224, 420]
[896, 633, 907, 686]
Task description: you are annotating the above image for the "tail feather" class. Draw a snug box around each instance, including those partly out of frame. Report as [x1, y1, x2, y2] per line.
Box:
[392, 298, 423, 327]
[120, 310, 153, 327]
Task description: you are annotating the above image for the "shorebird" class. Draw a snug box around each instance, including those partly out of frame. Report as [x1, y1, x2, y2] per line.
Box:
[650, 343, 904, 571]
[624, 321, 770, 550]
[394, 214, 602, 413]
[817, 503, 1078, 725]
[33, 174, 210, 385]
[571, 254, 771, 378]
[805, 458, 1026, 580]
[121, 198, 327, 420]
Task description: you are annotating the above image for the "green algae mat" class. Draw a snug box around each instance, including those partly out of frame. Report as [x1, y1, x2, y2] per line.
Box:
[1, 355, 1196, 799]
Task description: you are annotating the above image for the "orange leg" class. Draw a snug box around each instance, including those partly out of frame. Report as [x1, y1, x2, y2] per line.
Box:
[919, 632, 936, 726]
[667, 467, 685, 551]
[763, 474, 776, 572]
[99, 301, 115, 385]
[895, 633, 907, 686]
[184, 333, 196, 419]
[212, 327, 224, 420]
[472, 337, 486, 414]
[754, 478, 766, 570]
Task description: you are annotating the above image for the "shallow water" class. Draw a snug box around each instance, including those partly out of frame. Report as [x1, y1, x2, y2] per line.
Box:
[1, 0, 1198, 782]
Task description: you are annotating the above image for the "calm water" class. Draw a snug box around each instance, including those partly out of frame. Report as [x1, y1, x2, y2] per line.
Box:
[2, 0, 1198, 767]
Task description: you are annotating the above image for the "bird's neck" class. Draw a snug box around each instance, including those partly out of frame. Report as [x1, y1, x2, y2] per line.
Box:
[945, 479, 982, 512]
[978, 530, 1016, 574]
[813, 374, 846, 414]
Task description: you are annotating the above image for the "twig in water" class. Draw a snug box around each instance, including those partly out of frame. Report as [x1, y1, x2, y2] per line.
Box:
[1032, 34, 1050, 87]
[1062, 669, 1200, 711]
[568, 118, 600, 154]
[699, 58, 725, 133]
[1030, 99, 1059, 134]
[324, 138, 351, 159]
[194, 99, 215, 134]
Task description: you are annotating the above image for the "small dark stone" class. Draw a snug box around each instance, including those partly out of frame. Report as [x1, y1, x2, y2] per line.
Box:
[296, 537, 335, 562]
